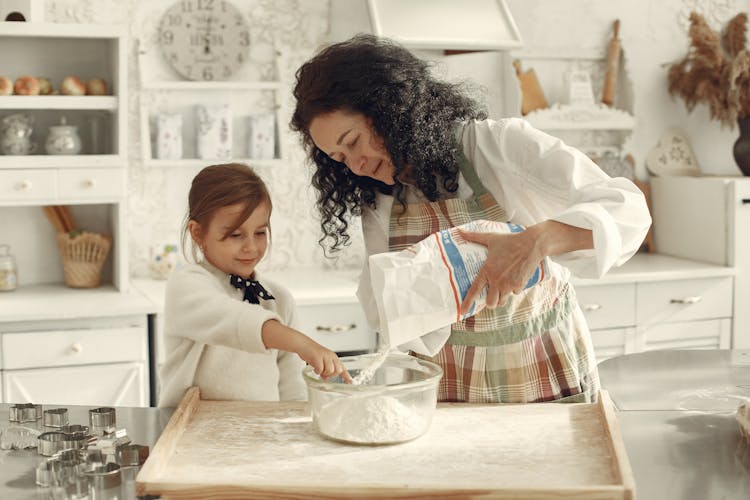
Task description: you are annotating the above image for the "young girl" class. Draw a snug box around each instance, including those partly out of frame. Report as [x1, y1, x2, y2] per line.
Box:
[158, 163, 349, 407]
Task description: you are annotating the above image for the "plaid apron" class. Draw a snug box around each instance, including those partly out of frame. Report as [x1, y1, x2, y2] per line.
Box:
[389, 151, 600, 403]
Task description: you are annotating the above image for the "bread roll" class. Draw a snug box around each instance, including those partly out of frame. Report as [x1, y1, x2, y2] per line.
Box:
[61, 76, 85, 96]
[14, 75, 40, 95]
[37, 77, 53, 95]
[0, 76, 12, 96]
[86, 78, 108, 96]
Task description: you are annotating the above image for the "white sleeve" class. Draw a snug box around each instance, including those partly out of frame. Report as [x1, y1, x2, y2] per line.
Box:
[464, 118, 652, 279]
[356, 201, 391, 332]
[164, 266, 280, 354]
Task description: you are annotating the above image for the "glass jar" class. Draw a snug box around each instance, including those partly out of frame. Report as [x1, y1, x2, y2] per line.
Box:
[0, 244, 18, 291]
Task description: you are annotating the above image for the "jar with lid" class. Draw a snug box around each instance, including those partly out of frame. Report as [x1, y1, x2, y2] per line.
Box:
[0, 244, 18, 291]
[45, 116, 82, 155]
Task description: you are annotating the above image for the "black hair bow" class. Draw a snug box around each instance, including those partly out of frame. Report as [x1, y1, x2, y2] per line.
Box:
[230, 275, 275, 304]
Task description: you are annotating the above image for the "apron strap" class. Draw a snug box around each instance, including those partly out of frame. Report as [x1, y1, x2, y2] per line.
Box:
[455, 146, 489, 197]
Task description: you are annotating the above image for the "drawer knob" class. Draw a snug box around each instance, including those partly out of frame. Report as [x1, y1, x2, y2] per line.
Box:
[670, 296, 703, 304]
[582, 303, 602, 312]
[18, 179, 32, 191]
[70, 342, 83, 354]
[316, 323, 356, 333]
[83, 178, 97, 188]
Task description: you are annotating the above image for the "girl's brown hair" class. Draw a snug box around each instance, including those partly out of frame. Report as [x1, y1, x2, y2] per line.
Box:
[182, 163, 272, 262]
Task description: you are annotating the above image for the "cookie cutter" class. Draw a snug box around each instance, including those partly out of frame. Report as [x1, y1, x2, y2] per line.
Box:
[60, 424, 89, 436]
[89, 407, 116, 435]
[43, 408, 69, 428]
[9, 403, 42, 423]
[83, 462, 122, 492]
[37, 431, 94, 456]
[116, 443, 150, 466]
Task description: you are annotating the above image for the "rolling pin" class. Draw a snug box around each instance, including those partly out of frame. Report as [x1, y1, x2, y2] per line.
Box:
[513, 59, 548, 116]
[602, 19, 621, 106]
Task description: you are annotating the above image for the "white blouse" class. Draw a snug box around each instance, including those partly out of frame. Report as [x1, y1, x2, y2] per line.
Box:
[357, 117, 652, 354]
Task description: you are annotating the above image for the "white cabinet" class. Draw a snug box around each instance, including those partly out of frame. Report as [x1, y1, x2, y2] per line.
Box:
[651, 176, 750, 348]
[0, 315, 150, 407]
[573, 254, 735, 363]
[0, 22, 129, 290]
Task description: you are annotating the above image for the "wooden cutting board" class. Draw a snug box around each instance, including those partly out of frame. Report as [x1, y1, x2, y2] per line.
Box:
[137, 387, 634, 499]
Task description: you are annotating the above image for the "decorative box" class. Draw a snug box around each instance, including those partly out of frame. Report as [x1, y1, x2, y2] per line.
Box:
[196, 104, 232, 160]
[247, 113, 276, 160]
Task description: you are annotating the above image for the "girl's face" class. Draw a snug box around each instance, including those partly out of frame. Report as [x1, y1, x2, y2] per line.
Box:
[189, 201, 270, 278]
[309, 110, 397, 185]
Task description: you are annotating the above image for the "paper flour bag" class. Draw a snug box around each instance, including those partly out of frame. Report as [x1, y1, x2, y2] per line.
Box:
[369, 220, 554, 349]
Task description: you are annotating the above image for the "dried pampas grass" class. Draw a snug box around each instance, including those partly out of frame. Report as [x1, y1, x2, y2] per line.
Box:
[668, 11, 750, 128]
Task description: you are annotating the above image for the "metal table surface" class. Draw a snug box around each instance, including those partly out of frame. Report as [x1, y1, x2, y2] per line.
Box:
[598, 349, 750, 500]
[1, 350, 749, 499]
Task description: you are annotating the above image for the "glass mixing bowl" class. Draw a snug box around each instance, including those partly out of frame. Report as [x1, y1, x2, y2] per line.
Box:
[303, 352, 443, 445]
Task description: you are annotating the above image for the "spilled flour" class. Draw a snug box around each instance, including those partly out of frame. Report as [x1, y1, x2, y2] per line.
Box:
[317, 395, 426, 444]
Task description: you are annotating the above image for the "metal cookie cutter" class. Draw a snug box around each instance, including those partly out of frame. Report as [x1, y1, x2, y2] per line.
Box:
[89, 407, 116, 435]
[9, 403, 42, 423]
[83, 462, 122, 494]
[116, 443, 150, 466]
[37, 431, 93, 456]
[60, 424, 90, 436]
[43, 408, 69, 428]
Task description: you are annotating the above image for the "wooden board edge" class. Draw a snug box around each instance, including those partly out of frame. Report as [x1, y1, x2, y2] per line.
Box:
[136, 386, 202, 496]
[597, 390, 636, 500]
[137, 484, 631, 500]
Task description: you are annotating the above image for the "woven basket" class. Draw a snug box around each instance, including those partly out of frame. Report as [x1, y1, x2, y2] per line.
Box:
[55, 231, 112, 288]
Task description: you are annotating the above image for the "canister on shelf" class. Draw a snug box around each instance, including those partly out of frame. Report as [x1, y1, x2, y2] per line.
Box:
[0, 244, 18, 291]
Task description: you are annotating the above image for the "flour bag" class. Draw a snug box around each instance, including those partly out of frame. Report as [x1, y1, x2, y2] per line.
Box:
[369, 219, 560, 350]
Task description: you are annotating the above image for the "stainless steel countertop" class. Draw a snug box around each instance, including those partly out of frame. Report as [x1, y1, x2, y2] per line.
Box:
[2, 350, 749, 499]
[598, 349, 750, 500]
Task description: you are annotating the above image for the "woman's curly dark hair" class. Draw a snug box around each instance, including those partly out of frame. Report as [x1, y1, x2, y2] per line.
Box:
[290, 34, 486, 254]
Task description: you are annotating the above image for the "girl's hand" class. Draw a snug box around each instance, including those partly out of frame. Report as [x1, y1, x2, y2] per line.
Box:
[459, 227, 543, 314]
[298, 338, 353, 383]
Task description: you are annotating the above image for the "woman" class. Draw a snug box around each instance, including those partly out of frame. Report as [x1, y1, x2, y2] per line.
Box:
[291, 34, 651, 403]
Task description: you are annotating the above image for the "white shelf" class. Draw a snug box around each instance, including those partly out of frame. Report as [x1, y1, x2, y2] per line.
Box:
[144, 157, 284, 168]
[525, 103, 635, 131]
[0, 95, 118, 110]
[141, 81, 284, 91]
[0, 22, 126, 38]
[0, 155, 125, 169]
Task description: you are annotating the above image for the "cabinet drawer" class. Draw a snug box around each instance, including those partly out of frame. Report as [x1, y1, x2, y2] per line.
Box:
[3, 362, 147, 406]
[637, 277, 732, 325]
[590, 328, 628, 363]
[0, 169, 56, 202]
[58, 168, 124, 200]
[296, 303, 377, 354]
[1, 327, 147, 370]
[574, 283, 635, 330]
[643, 318, 731, 350]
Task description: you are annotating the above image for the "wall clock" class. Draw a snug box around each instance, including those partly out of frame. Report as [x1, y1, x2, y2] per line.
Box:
[158, 0, 250, 81]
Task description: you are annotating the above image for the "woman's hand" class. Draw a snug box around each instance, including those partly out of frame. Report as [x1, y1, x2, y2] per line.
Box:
[459, 227, 544, 314]
[459, 221, 594, 315]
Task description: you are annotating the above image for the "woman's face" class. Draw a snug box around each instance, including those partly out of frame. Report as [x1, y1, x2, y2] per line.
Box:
[309, 110, 397, 185]
[189, 201, 270, 278]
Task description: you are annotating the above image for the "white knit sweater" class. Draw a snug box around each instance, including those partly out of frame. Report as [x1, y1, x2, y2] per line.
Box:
[158, 261, 307, 407]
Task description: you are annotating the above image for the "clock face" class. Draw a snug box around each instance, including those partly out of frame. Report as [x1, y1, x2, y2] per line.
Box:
[159, 0, 250, 81]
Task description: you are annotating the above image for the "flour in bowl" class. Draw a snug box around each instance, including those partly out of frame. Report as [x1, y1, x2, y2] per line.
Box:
[317, 394, 426, 444]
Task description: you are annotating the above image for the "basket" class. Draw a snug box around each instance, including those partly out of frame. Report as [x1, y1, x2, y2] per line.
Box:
[55, 231, 112, 288]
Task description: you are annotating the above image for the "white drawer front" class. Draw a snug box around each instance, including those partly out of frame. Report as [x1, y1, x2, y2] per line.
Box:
[1, 327, 147, 370]
[296, 303, 377, 354]
[643, 318, 731, 350]
[637, 277, 733, 325]
[0, 169, 56, 202]
[574, 283, 635, 330]
[3, 362, 147, 406]
[58, 168, 124, 200]
[590, 328, 628, 363]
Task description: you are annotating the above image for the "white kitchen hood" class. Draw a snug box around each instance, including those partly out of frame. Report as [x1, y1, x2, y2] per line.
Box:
[366, 0, 522, 51]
